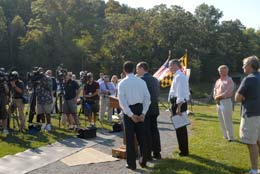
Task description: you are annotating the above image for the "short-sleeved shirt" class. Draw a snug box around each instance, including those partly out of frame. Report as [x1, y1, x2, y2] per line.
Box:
[12, 80, 24, 99]
[36, 76, 53, 105]
[99, 82, 115, 96]
[64, 79, 80, 100]
[237, 72, 260, 117]
[83, 81, 99, 101]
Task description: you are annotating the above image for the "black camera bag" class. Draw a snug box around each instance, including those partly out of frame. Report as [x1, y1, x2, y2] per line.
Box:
[112, 123, 122, 132]
[77, 127, 97, 139]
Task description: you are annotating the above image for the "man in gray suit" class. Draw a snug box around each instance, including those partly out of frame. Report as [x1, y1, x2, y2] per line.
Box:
[136, 62, 161, 160]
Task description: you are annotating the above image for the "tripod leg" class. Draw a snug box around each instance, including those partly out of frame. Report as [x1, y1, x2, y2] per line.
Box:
[85, 115, 86, 128]
[16, 116, 20, 131]
[59, 95, 62, 128]
[12, 114, 16, 129]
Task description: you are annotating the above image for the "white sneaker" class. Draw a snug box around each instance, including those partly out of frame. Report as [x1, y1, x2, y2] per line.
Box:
[45, 124, 51, 131]
[3, 129, 9, 135]
[249, 169, 258, 174]
[68, 125, 74, 130]
[41, 123, 46, 130]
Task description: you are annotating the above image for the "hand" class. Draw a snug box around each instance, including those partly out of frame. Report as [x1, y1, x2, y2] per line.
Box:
[177, 107, 182, 116]
[10, 81, 16, 87]
[215, 95, 223, 100]
[131, 115, 139, 123]
[138, 115, 145, 122]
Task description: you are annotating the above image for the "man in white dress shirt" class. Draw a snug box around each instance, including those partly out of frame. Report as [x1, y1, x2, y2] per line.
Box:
[168, 59, 190, 156]
[118, 61, 151, 170]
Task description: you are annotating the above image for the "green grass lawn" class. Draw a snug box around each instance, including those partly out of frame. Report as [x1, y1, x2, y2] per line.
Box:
[153, 104, 249, 174]
[0, 113, 113, 158]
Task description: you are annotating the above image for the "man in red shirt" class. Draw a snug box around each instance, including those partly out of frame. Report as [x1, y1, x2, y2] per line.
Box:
[213, 65, 235, 142]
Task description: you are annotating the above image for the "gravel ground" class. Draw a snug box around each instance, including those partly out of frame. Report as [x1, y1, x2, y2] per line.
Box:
[27, 110, 178, 174]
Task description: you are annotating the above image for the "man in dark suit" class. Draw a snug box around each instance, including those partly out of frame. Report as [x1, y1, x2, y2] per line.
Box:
[136, 62, 161, 160]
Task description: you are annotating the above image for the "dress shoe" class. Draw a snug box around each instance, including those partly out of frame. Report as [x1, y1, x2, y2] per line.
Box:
[139, 162, 147, 168]
[153, 153, 162, 160]
[179, 152, 189, 156]
[125, 164, 136, 170]
[147, 155, 153, 161]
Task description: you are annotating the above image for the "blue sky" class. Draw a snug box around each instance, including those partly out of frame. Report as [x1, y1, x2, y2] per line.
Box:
[105, 0, 260, 29]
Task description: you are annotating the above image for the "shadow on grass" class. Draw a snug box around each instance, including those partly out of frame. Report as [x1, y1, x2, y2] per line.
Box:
[0, 125, 74, 149]
[154, 154, 247, 174]
[194, 114, 240, 125]
[2, 131, 49, 149]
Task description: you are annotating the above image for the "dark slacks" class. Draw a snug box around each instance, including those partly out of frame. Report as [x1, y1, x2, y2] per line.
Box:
[171, 100, 189, 155]
[123, 103, 146, 168]
[144, 114, 161, 158]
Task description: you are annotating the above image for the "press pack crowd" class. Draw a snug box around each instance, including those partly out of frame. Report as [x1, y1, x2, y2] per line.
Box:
[0, 67, 124, 134]
[1, 55, 260, 173]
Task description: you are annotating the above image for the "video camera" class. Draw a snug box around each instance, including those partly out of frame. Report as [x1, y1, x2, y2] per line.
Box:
[9, 71, 19, 82]
[80, 71, 90, 84]
[27, 67, 45, 86]
[56, 64, 67, 82]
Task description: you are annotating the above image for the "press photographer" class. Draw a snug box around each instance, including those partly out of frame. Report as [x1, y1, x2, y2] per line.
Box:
[56, 64, 68, 128]
[63, 72, 80, 130]
[0, 68, 10, 135]
[28, 67, 53, 131]
[82, 72, 99, 127]
[27, 67, 42, 127]
[9, 71, 26, 131]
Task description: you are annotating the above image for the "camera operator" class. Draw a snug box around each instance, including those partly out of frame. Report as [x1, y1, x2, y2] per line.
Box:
[63, 72, 80, 130]
[9, 71, 25, 131]
[0, 69, 10, 135]
[35, 68, 53, 131]
[83, 72, 99, 127]
[99, 75, 116, 124]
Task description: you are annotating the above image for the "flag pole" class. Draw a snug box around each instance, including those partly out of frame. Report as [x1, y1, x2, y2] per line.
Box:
[160, 50, 172, 111]
[185, 49, 188, 68]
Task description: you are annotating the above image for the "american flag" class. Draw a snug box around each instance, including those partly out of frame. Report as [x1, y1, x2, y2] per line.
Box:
[153, 53, 189, 88]
[153, 58, 173, 88]
[153, 58, 171, 80]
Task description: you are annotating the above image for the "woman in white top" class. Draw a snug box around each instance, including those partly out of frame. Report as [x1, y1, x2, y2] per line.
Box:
[111, 75, 120, 115]
[111, 75, 119, 97]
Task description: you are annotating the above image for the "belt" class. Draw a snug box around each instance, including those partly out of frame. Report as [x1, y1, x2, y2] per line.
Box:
[221, 97, 232, 100]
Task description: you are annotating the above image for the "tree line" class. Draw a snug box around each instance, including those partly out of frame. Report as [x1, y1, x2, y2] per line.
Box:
[0, 0, 259, 82]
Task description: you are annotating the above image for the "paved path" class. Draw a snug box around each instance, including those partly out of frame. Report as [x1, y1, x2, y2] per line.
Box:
[27, 110, 177, 174]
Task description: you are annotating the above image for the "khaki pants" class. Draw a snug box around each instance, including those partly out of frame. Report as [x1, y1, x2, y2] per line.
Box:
[99, 96, 112, 123]
[240, 116, 260, 144]
[13, 98, 25, 129]
[216, 98, 234, 140]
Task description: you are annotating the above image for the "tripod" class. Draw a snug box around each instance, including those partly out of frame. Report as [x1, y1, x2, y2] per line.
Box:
[28, 86, 37, 125]
[57, 81, 65, 128]
[8, 102, 20, 131]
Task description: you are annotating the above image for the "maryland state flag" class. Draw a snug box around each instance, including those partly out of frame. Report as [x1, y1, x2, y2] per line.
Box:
[179, 53, 188, 73]
[153, 53, 188, 88]
[153, 58, 173, 88]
